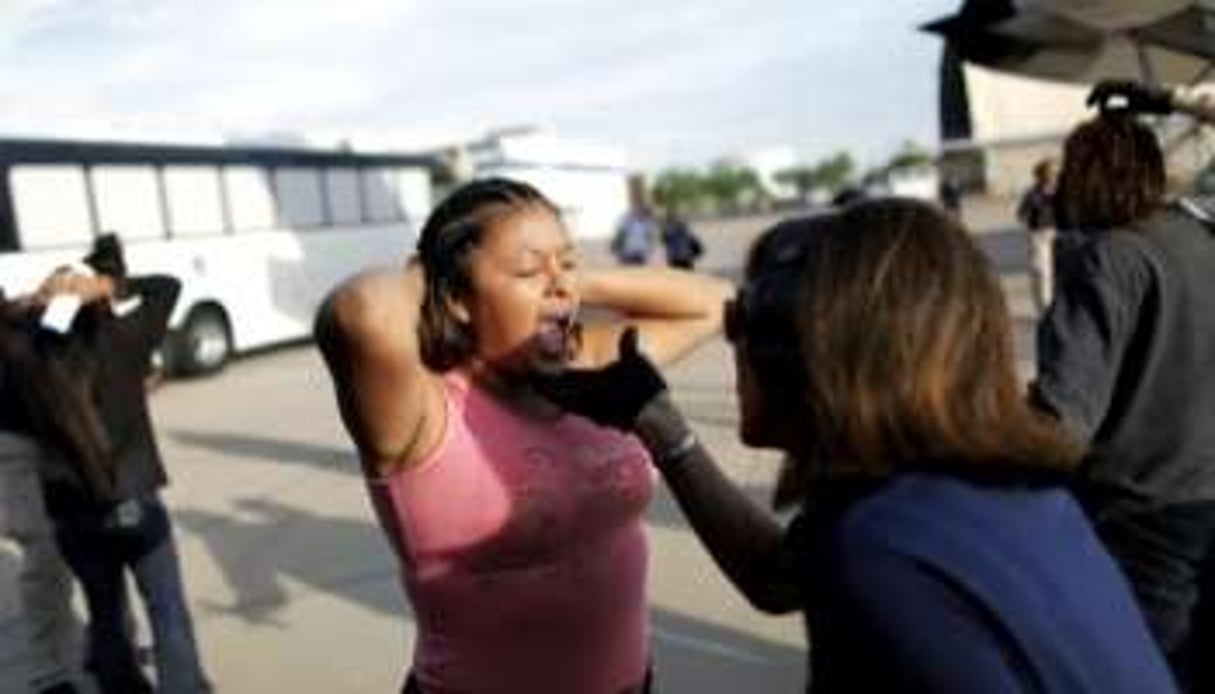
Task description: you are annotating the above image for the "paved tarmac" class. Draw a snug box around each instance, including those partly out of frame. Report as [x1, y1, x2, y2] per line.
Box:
[0, 195, 1034, 693]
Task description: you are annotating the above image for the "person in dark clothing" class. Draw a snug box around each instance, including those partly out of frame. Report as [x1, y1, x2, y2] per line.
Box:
[538, 199, 1174, 693]
[1017, 158, 1057, 313]
[659, 209, 704, 270]
[611, 204, 658, 266]
[938, 174, 962, 217]
[17, 234, 212, 694]
[1032, 82, 1215, 692]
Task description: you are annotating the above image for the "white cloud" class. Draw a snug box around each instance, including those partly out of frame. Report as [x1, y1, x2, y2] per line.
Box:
[0, 0, 961, 168]
[222, 0, 421, 49]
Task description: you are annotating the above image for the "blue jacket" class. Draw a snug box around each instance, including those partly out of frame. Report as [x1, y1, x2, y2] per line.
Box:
[792, 473, 1176, 693]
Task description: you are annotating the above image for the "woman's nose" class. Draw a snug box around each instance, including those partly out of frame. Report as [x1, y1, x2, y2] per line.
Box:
[546, 259, 574, 294]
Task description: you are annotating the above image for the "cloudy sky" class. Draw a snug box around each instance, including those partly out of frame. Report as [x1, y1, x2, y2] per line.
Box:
[0, 0, 960, 171]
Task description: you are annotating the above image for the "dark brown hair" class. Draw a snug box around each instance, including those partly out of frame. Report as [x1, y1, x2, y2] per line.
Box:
[734, 217, 817, 398]
[414, 177, 560, 371]
[1031, 158, 1054, 184]
[1055, 111, 1165, 231]
[791, 198, 1080, 480]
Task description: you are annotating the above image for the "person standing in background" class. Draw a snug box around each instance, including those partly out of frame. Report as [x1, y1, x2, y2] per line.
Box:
[1033, 82, 1215, 692]
[938, 174, 963, 218]
[612, 203, 658, 266]
[1017, 158, 1058, 314]
[22, 235, 212, 694]
[0, 289, 82, 694]
[659, 208, 704, 270]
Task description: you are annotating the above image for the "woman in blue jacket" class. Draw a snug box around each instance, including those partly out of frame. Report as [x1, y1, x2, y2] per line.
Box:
[539, 199, 1176, 692]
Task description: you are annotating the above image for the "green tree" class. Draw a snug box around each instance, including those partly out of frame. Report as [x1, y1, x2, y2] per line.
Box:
[883, 140, 934, 175]
[774, 166, 819, 203]
[702, 161, 762, 214]
[651, 168, 705, 214]
[813, 151, 856, 193]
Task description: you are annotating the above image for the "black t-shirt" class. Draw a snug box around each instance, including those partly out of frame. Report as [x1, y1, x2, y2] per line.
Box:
[1033, 203, 1215, 506]
[1017, 183, 1055, 231]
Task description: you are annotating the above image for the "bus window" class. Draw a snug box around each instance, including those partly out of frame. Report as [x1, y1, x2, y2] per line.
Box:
[93, 165, 166, 242]
[325, 168, 362, 225]
[9, 164, 94, 249]
[362, 168, 403, 222]
[225, 166, 276, 231]
[165, 165, 225, 237]
[275, 167, 324, 229]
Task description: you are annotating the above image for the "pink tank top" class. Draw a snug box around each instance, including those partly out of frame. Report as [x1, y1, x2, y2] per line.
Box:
[367, 374, 656, 693]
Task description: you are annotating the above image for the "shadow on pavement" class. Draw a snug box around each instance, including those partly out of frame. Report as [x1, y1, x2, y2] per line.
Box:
[173, 495, 805, 689]
[979, 227, 1030, 274]
[171, 430, 358, 477]
[174, 498, 404, 626]
[650, 608, 804, 692]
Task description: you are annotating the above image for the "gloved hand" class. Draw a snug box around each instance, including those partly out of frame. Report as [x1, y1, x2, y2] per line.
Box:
[533, 327, 667, 430]
[1087, 80, 1174, 115]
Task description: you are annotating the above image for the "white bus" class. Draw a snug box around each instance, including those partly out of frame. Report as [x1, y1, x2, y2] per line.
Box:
[0, 137, 436, 375]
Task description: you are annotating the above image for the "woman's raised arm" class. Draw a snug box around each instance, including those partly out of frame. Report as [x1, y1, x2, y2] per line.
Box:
[314, 263, 443, 475]
[576, 266, 732, 368]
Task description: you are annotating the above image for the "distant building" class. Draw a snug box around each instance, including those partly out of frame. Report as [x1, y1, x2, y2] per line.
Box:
[938, 48, 1215, 196]
[886, 165, 940, 201]
[309, 126, 631, 240]
[465, 128, 630, 240]
[939, 49, 1087, 196]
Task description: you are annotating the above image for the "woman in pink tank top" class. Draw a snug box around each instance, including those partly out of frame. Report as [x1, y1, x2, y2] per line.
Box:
[314, 178, 730, 693]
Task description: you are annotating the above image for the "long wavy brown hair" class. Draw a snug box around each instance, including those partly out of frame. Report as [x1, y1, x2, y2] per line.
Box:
[792, 198, 1080, 480]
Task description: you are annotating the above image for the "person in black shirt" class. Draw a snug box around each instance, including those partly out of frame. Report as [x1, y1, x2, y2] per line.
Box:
[659, 208, 704, 270]
[1016, 158, 1057, 313]
[1033, 83, 1215, 692]
[19, 235, 212, 694]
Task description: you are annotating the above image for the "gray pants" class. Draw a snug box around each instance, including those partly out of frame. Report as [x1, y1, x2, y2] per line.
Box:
[0, 432, 80, 691]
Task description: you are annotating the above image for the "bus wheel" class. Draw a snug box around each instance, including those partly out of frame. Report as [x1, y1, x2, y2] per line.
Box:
[172, 306, 231, 376]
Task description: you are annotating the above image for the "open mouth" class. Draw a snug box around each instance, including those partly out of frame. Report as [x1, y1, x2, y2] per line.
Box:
[535, 307, 580, 358]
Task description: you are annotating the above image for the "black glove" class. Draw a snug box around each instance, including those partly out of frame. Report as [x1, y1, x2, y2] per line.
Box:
[533, 327, 667, 430]
[1087, 80, 1174, 115]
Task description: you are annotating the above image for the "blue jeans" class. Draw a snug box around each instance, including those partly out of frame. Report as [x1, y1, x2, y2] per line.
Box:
[48, 488, 211, 694]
